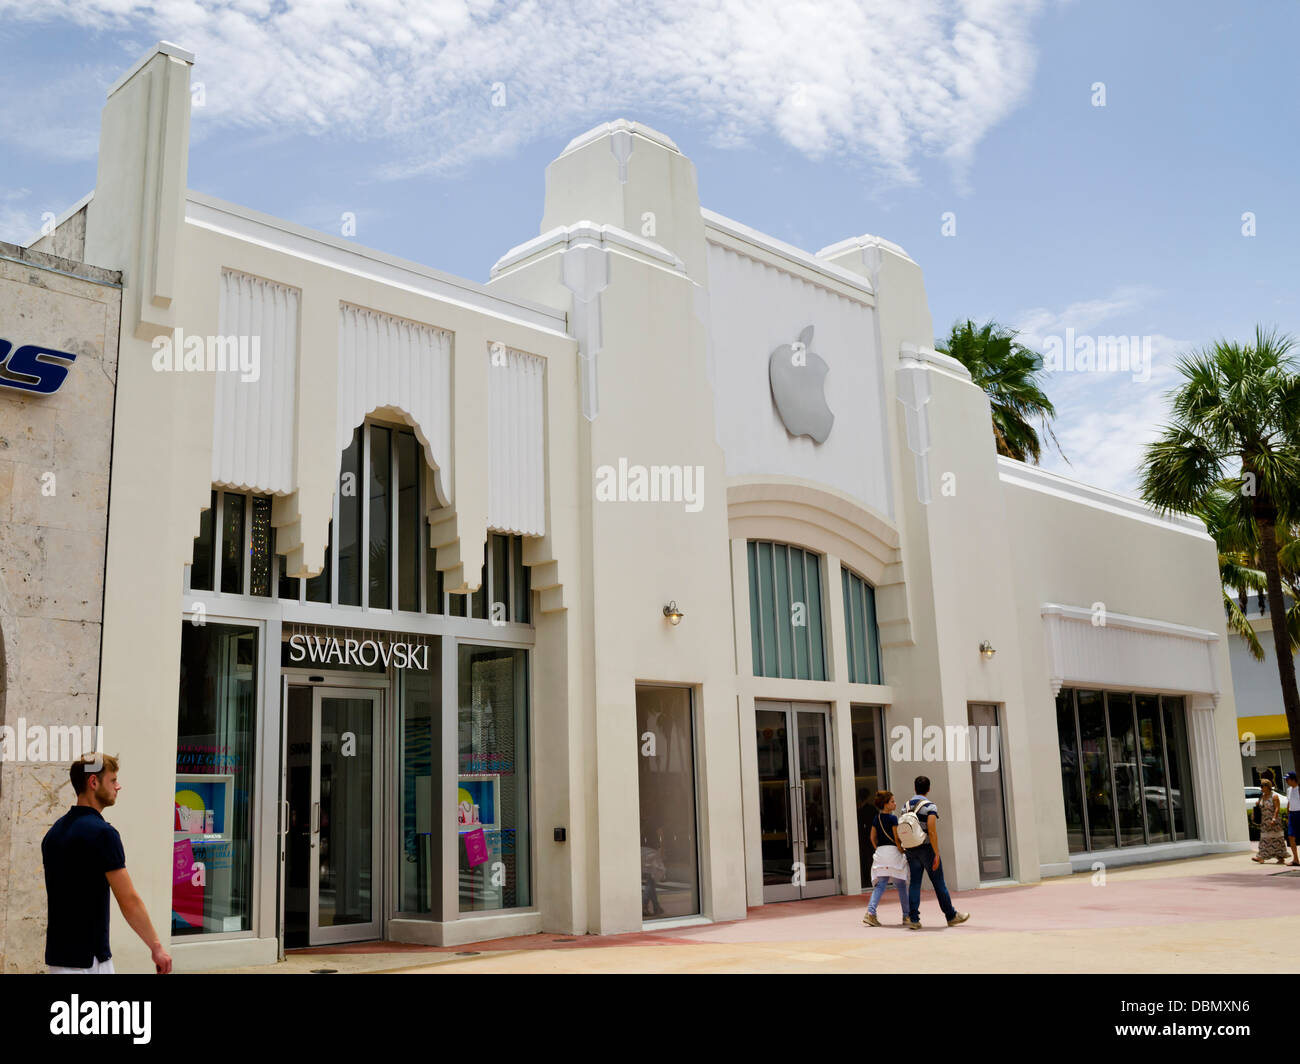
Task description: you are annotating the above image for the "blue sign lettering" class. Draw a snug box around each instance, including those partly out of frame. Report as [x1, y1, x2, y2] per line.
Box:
[0, 338, 77, 395]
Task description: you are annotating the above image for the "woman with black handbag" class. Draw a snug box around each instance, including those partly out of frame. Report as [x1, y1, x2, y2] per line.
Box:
[1253, 778, 1288, 864]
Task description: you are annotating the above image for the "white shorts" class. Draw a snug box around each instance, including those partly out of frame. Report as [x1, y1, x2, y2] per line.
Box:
[48, 957, 115, 974]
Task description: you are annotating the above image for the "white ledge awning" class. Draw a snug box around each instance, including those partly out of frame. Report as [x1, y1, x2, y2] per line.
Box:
[1041, 603, 1221, 704]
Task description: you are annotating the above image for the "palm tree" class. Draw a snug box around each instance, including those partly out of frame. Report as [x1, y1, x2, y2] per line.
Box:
[1234, 516, 1300, 654]
[1200, 484, 1268, 660]
[1139, 327, 1300, 775]
[935, 319, 1064, 464]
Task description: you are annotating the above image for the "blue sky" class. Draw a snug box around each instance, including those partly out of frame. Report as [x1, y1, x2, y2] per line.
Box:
[2, 0, 1296, 496]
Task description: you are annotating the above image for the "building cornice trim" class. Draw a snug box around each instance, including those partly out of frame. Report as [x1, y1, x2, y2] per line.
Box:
[999, 457, 1210, 540]
[558, 119, 681, 158]
[816, 233, 917, 267]
[1041, 603, 1219, 643]
[899, 342, 972, 383]
[184, 190, 570, 335]
[108, 40, 195, 98]
[701, 209, 876, 304]
[491, 220, 685, 277]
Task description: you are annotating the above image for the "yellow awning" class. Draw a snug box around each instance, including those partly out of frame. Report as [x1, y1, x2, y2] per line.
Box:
[1238, 714, 1291, 743]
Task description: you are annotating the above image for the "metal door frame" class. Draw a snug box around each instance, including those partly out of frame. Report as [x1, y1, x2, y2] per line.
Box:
[757, 700, 839, 902]
[636, 682, 704, 926]
[967, 701, 1011, 882]
[308, 686, 383, 945]
[280, 672, 388, 947]
[757, 700, 801, 903]
[793, 703, 838, 899]
[277, 676, 289, 960]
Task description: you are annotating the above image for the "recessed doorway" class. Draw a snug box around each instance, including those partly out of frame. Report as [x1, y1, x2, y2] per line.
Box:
[968, 702, 1010, 881]
[755, 700, 838, 902]
[282, 683, 383, 946]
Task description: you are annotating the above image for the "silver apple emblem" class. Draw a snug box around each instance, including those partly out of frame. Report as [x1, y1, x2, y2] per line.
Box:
[768, 325, 833, 444]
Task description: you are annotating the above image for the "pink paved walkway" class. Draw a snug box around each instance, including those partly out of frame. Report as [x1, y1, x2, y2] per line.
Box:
[287, 858, 1298, 957]
[668, 870, 1295, 942]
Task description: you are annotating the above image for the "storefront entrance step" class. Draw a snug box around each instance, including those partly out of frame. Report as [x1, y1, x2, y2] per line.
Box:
[1067, 840, 1252, 873]
[641, 915, 713, 932]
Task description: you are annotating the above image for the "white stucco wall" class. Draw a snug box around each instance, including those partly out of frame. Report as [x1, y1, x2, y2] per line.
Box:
[704, 227, 893, 520]
[1001, 465, 1247, 873]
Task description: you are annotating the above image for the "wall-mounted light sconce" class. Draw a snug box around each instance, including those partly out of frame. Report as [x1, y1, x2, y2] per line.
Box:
[663, 601, 685, 626]
[979, 640, 996, 660]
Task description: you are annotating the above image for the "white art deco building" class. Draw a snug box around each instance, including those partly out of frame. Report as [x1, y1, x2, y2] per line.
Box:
[4, 42, 1247, 972]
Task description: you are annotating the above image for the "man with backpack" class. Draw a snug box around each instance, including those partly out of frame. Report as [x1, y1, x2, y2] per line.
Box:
[897, 775, 970, 930]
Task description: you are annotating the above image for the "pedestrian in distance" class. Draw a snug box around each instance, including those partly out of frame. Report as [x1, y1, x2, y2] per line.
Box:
[1286, 771, 1300, 866]
[862, 790, 909, 927]
[897, 775, 970, 930]
[1251, 776, 1288, 865]
[42, 754, 173, 973]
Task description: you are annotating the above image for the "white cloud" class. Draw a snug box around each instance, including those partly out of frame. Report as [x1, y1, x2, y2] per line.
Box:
[1012, 286, 1158, 352]
[0, 63, 104, 163]
[0, 0, 1044, 178]
[1012, 291, 1191, 498]
[0, 188, 37, 244]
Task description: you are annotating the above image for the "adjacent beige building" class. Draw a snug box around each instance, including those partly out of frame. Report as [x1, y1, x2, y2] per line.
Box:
[0, 236, 121, 972]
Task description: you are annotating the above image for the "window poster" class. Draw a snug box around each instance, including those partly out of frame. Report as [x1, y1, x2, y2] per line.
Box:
[172, 840, 203, 930]
[174, 777, 231, 835]
[457, 776, 499, 828]
[464, 827, 489, 868]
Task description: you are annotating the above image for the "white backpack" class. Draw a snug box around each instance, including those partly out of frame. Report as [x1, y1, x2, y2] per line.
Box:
[896, 798, 932, 849]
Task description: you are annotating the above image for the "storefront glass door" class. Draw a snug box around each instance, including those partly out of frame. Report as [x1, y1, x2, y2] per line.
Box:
[851, 705, 886, 888]
[968, 702, 1010, 880]
[635, 685, 701, 921]
[283, 685, 382, 946]
[756, 701, 838, 902]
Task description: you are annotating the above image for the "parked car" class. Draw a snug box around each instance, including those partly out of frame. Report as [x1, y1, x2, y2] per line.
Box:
[1144, 785, 1181, 812]
[1143, 785, 1182, 831]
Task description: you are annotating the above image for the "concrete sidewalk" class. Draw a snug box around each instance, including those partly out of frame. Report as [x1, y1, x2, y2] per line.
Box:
[218, 852, 1300, 974]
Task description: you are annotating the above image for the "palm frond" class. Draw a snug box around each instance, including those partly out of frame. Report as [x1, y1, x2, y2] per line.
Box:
[937, 318, 1063, 464]
[1225, 589, 1266, 661]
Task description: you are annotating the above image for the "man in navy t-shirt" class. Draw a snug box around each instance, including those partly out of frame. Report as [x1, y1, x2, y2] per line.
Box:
[900, 774, 970, 930]
[42, 754, 172, 973]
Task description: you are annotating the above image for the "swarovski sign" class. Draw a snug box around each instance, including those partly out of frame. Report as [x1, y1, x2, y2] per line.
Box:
[287, 633, 430, 670]
[768, 325, 833, 444]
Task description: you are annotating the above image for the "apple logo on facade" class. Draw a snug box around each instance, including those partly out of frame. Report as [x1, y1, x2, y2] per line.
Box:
[769, 325, 833, 444]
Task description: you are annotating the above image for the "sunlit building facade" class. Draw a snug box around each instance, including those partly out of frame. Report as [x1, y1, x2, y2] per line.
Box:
[0, 42, 1249, 972]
